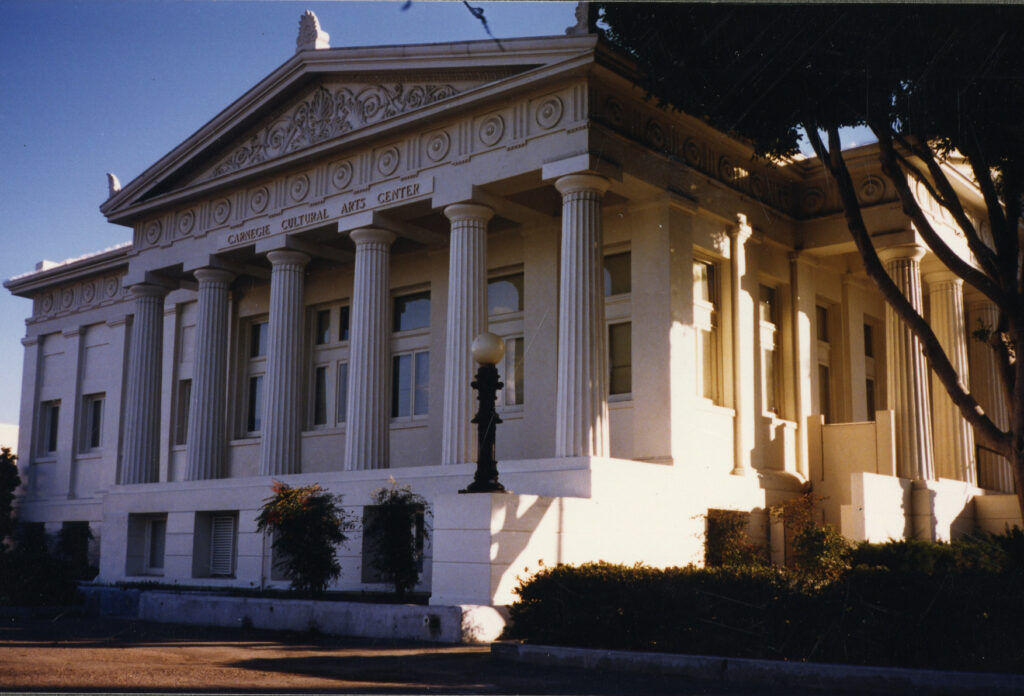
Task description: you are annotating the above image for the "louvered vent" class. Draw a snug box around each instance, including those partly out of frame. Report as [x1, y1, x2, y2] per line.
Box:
[210, 515, 235, 576]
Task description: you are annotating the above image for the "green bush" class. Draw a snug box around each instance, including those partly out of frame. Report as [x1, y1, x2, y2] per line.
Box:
[704, 509, 768, 568]
[363, 478, 429, 597]
[506, 546, 1024, 673]
[255, 481, 354, 596]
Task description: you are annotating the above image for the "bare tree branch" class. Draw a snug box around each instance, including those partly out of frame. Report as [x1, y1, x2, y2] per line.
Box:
[805, 124, 1011, 456]
[872, 125, 1007, 307]
[892, 132, 1003, 282]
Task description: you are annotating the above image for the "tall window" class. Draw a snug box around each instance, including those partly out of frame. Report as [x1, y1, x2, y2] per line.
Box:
[694, 260, 721, 403]
[174, 379, 192, 445]
[245, 320, 267, 435]
[608, 322, 632, 396]
[392, 291, 431, 420]
[759, 285, 780, 415]
[209, 515, 236, 577]
[39, 400, 60, 456]
[80, 393, 104, 452]
[392, 351, 430, 418]
[394, 291, 430, 332]
[489, 273, 525, 407]
[864, 321, 877, 421]
[816, 305, 833, 424]
[604, 252, 631, 297]
[147, 518, 166, 573]
[605, 253, 632, 400]
[308, 304, 351, 429]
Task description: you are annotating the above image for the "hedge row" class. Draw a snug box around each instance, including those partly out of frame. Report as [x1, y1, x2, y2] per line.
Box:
[506, 558, 1024, 673]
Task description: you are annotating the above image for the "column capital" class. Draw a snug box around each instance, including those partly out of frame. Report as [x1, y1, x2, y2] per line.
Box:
[923, 269, 962, 286]
[554, 173, 610, 197]
[349, 227, 397, 247]
[444, 203, 494, 223]
[193, 267, 236, 285]
[129, 283, 170, 300]
[266, 249, 311, 268]
[729, 213, 753, 243]
[878, 243, 927, 264]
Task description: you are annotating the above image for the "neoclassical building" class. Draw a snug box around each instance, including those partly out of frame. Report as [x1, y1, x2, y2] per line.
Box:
[6, 15, 1019, 605]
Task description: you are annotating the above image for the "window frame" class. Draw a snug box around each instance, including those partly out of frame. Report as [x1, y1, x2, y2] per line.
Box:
[693, 257, 723, 406]
[759, 284, 781, 416]
[38, 399, 60, 457]
[242, 318, 268, 437]
[488, 270, 526, 411]
[79, 393, 105, 453]
[307, 303, 351, 431]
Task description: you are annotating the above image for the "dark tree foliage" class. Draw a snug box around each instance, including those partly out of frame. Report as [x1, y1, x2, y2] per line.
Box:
[0, 447, 19, 547]
[599, 4, 1024, 514]
[255, 481, 354, 596]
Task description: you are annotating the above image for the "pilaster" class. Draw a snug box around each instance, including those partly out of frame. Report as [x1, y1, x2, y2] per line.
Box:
[259, 251, 310, 477]
[729, 215, 755, 475]
[344, 228, 395, 470]
[441, 204, 492, 465]
[554, 173, 610, 458]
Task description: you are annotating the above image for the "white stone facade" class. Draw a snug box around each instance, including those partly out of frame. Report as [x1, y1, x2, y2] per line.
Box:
[5, 26, 1019, 606]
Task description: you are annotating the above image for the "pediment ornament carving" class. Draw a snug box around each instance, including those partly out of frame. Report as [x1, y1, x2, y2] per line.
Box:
[206, 82, 461, 180]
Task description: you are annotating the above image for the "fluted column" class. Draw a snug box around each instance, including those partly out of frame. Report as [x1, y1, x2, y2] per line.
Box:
[441, 204, 492, 465]
[186, 268, 235, 480]
[344, 228, 396, 470]
[968, 299, 1013, 491]
[880, 245, 935, 481]
[925, 271, 976, 483]
[259, 251, 310, 477]
[120, 284, 169, 484]
[554, 174, 610, 457]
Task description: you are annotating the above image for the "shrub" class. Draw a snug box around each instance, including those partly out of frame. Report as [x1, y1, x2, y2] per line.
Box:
[255, 481, 354, 596]
[772, 492, 850, 585]
[704, 509, 768, 568]
[506, 559, 1024, 672]
[363, 478, 429, 597]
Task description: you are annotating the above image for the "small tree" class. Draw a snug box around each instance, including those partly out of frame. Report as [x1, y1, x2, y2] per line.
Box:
[364, 478, 430, 597]
[255, 481, 353, 596]
[0, 447, 19, 549]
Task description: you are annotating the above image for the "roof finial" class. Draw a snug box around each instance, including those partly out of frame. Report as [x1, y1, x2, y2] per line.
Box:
[107, 172, 121, 197]
[565, 2, 596, 35]
[297, 10, 330, 53]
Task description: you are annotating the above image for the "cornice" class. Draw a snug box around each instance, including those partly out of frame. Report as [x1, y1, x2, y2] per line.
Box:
[4, 244, 132, 298]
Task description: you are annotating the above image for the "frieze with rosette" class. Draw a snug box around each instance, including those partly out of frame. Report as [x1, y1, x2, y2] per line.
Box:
[30, 271, 130, 323]
[203, 82, 461, 180]
[594, 87, 796, 213]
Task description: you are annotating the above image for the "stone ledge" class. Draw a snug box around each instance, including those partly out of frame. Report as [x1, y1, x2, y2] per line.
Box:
[81, 586, 507, 643]
[491, 641, 1024, 695]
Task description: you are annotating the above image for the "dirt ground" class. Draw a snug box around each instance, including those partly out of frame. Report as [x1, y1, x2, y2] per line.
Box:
[0, 613, 839, 695]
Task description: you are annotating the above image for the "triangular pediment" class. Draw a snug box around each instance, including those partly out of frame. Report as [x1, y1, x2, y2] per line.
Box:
[100, 35, 600, 224]
[193, 73, 517, 184]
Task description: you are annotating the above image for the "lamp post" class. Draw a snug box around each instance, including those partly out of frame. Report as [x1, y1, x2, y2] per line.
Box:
[460, 332, 508, 493]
